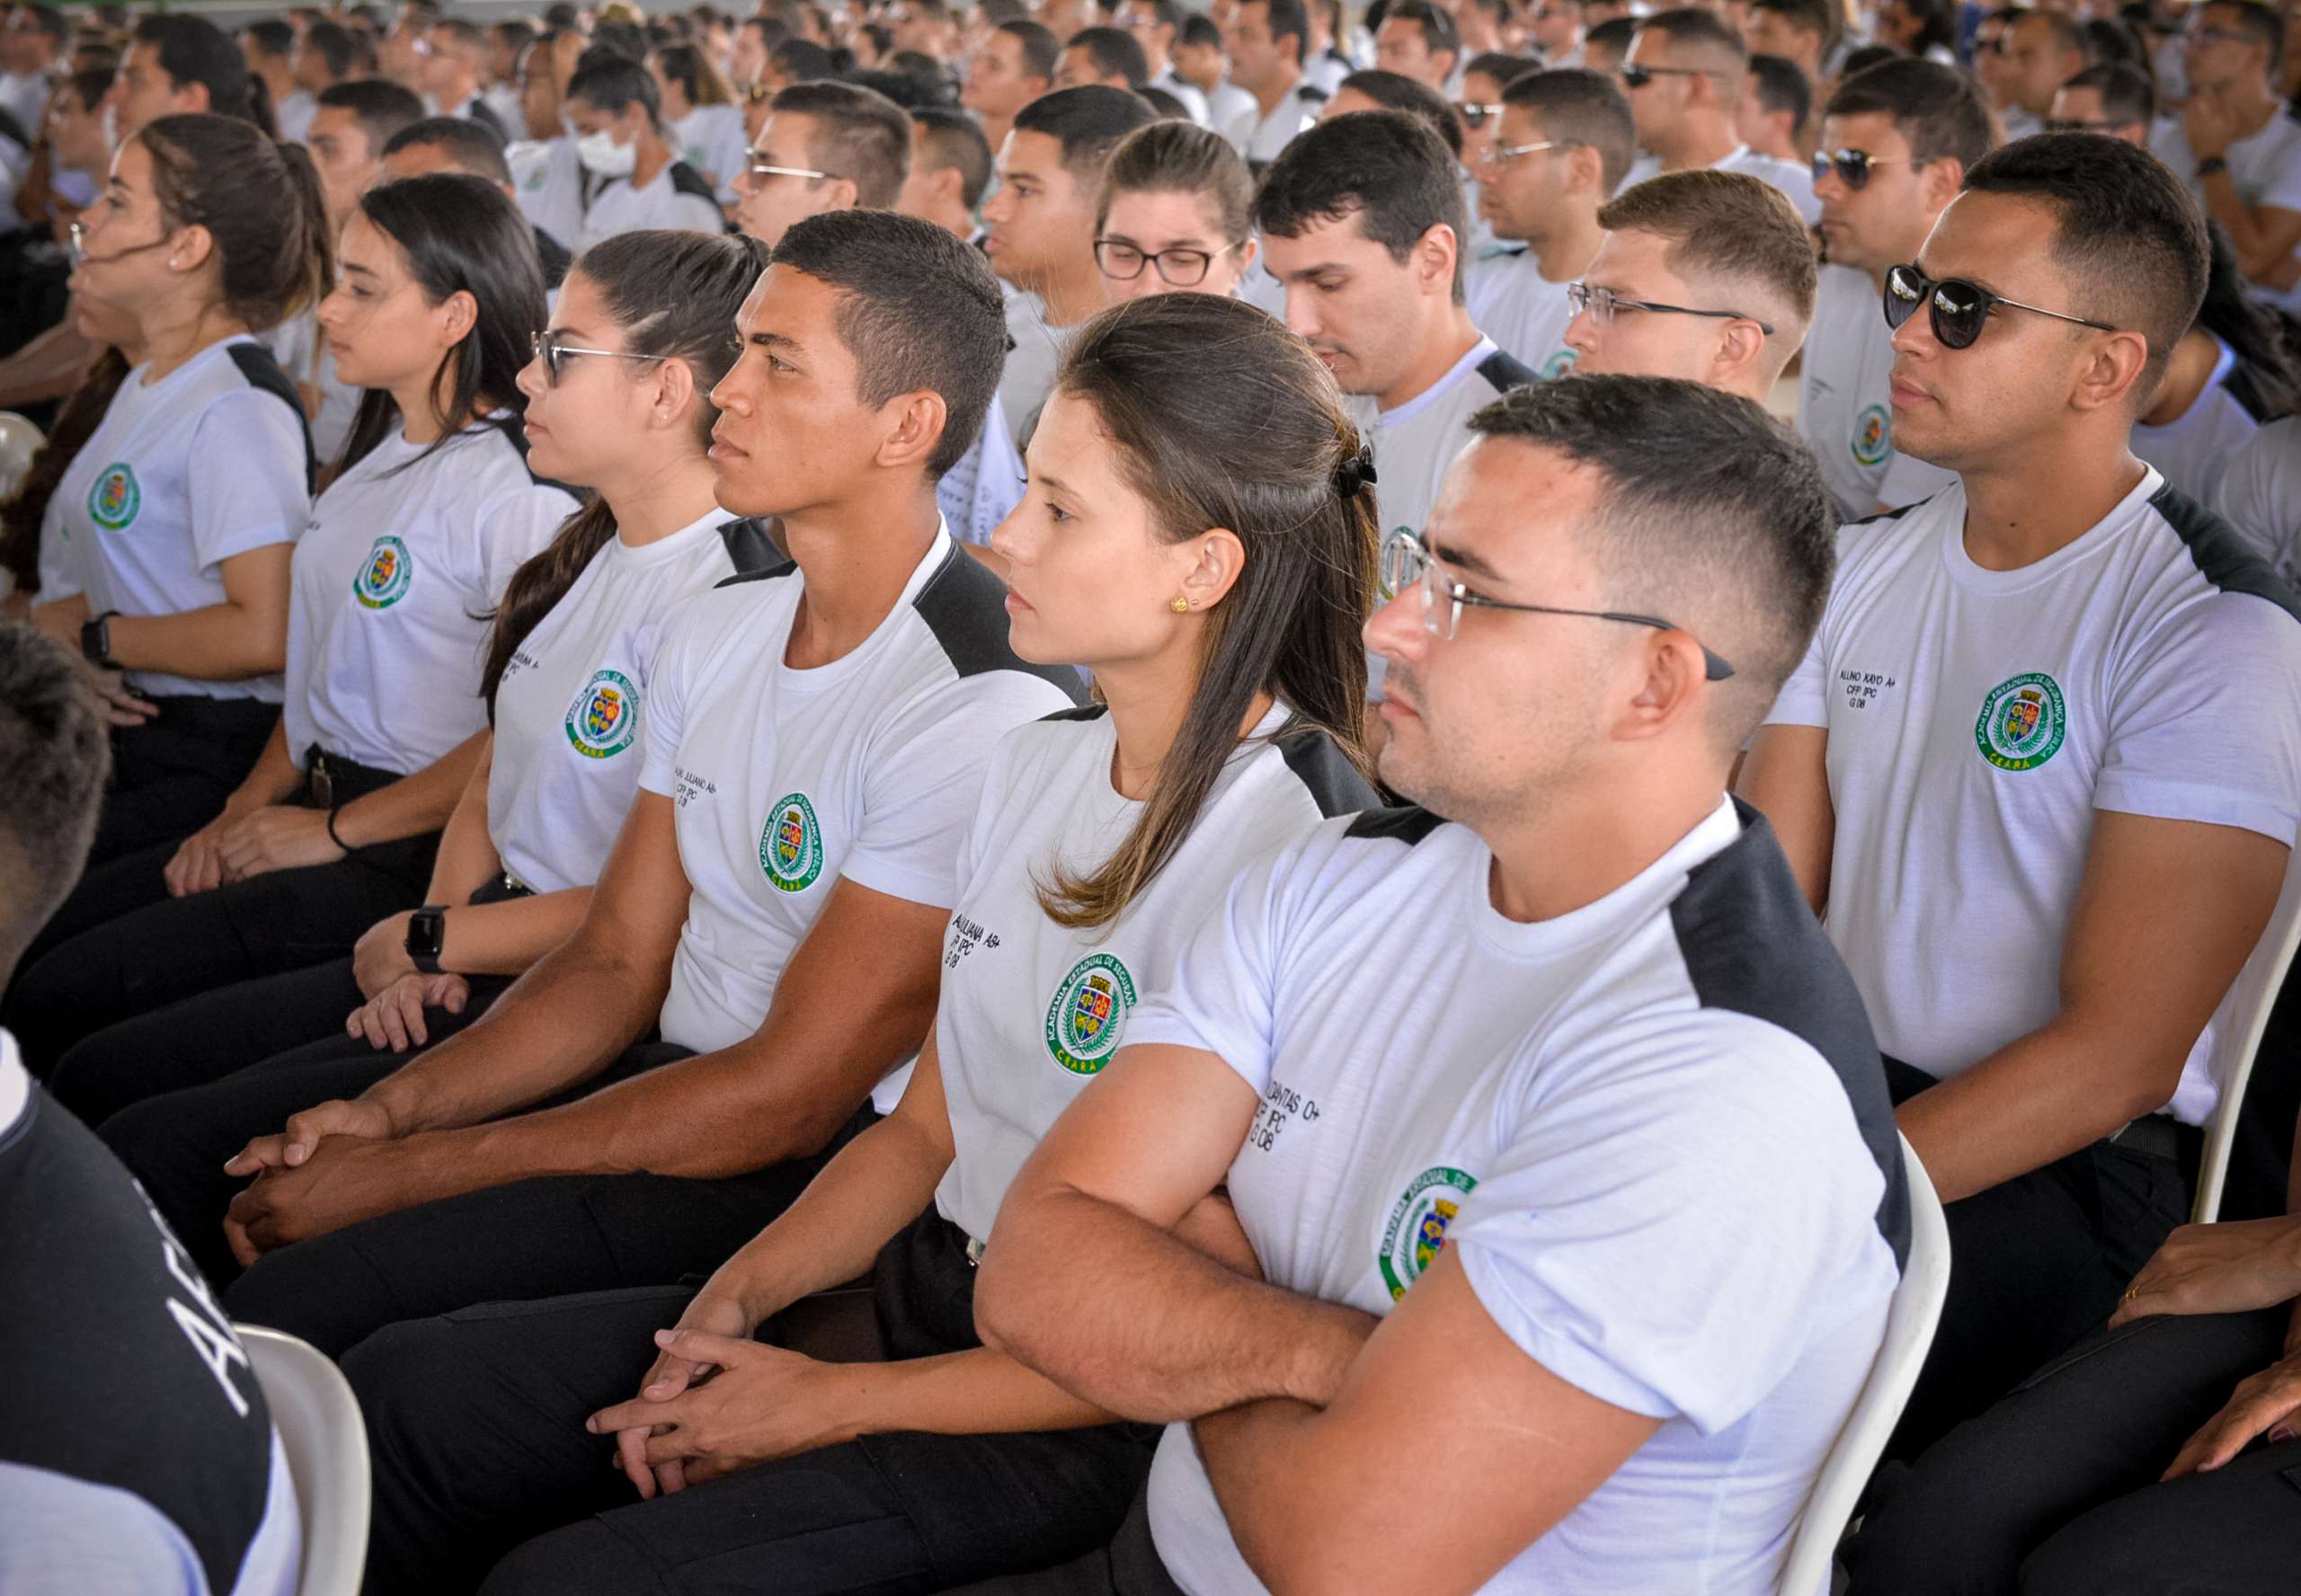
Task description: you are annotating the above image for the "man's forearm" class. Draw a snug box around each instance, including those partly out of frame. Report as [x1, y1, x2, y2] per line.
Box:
[0, 321, 94, 409]
[978, 1188, 1377, 1423]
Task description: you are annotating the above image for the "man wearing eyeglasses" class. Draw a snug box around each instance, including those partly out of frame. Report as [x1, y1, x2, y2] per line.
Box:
[1740, 134, 2301, 1467]
[2151, 0, 2301, 306]
[733, 80, 913, 252]
[1562, 168, 1814, 404]
[2047, 60, 2154, 146]
[1615, 8, 1819, 223]
[1470, 67, 1632, 376]
[970, 374, 1906, 1596]
[1799, 58, 1982, 519]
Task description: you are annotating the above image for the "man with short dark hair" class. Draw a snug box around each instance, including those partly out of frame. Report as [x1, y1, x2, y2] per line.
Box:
[419, 17, 505, 142]
[1374, 0, 1461, 90]
[1741, 0, 1828, 93]
[1564, 169, 1816, 403]
[902, 103, 995, 240]
[1322, 66, 1462, 154]
[0, 3, 64, 137]
[1800, 58, 1986, 515]
[1618, 8, 1818, 220]
[1737, 51, 1809, 163]
[2152, 0, 2301, 305]
[0, 624, 302, 1596]
[2049, 60, 2154, 143]
[292, 19, 357, 101]
[1222, 0, 1328, 168]
[982, 84, 1155, 439]
[1058, 23, 1150, 92]
[1995, 8, 2094, 140]
[242, 19, 310, 139]
[1740, 134, 2301, 1464]
[381, 114, 573, 288]
[307, 76, 425, 228]
[1471, 66, 1634, 375]
[563, 54, 724, 249]
[1531, 0, 1586, 66]
[1580, 13, 1638, 77]
[963, 18, 1057, 158]
[973, 373, 1904, 1595]
[111, 13, 267, 140]
[1116, 0, 1222, 124]
[736, 79, 913, 248]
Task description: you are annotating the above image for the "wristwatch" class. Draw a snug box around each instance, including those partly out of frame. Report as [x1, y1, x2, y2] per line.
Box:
[404, 906, 449, 974]
[80, 610, 119, 669]
[2198, 155, 2230, 179]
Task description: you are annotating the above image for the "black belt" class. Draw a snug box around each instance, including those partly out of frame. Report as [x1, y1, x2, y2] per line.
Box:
[299, 745, 402, 811]
[2110, 1114, 2200, 1171]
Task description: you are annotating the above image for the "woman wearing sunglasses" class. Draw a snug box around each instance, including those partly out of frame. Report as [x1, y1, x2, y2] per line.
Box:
[92, 228, 777, 1289]
[13, 173, 577, 1110]
[1094, 120, 1260, 305]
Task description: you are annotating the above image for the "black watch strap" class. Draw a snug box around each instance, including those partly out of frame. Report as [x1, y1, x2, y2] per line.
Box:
[405, 905, 449, 974]
[2198, 155, 2230, 178]
[80, 610, 118, 668]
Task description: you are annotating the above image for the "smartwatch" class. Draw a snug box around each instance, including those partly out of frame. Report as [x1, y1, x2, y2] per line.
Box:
[80, 610, 119, 669]
[2198, 155, 2230, 179]
[404, 905, 449, 974]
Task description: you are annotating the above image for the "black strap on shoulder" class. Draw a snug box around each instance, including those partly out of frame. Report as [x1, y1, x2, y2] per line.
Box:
[667, 159, 733, 235]
[226, 341, 318, 493]
[1343, 804, 1447, 846]
[717, 517, 784, 576]
[534, 226, 573, 290]
[1039, 704, 1111, 723]
[1475, 348, 1541, 395]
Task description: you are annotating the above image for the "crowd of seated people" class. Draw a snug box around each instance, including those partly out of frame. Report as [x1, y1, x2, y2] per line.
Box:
[4, 0, 2301, 1592]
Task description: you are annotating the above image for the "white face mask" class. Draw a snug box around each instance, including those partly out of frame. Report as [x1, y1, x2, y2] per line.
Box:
[576, 129, 636, 178]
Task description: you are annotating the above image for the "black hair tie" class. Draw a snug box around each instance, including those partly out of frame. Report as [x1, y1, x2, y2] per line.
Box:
[1335, 439, 1378, 501]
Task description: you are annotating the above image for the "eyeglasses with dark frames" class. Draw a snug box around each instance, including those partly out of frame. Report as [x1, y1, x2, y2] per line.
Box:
[1810, 146, 1919, 191]
[1453, 99, 1505, 128]
[1566, 280, 1776, 337]
[1881, 262, 2119, 350]
[1092, 237, 1240, 287]
[1617, 62, 1717, 89]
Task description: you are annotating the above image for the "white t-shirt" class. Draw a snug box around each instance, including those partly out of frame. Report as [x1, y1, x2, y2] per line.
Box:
[2131, 338, 2264, 509]
[1798, 264, 1957, 519]
[2152, 110, 2301, 224]
[1998, 105, 2044, 143]
[1763, 469, 2301, 1122]
[283, 423, 574, 776]
[276, 88, 317, 144]
[997, 284, 1075, 447]
[262, 313, 365, 472]
[510, 137, 588, 254]
[1349, 335, 1535, 548]
[575, 159, 724, 253]
[51, 338, 312, 702]
[670, 103, 751, 202]
[1621, 143, 1818, 222]
[934, 706, 1374, 1245]
[490, 511, 760, 896]
[638, 528, 1080, 1105]
[937, 394, 1027, 548]
[1221, 79, 1328, 167]
[1464, 251, 1578, 377]
[2214, 414, 2301, 589]
[1198, 77, 1260, 140]
[1131, 799, 1906, 1596]
[1145, 67, 1212, 125]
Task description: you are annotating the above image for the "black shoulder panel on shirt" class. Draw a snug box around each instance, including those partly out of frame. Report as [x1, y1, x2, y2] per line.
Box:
[714, 554, 798, 588]
[227, 341, 319, 493]
[1275, 726, 1380, 819]
[911, 541, 1090, 702]
[716, 517, 784, 575]
[1343, 803, 1447, 845]
[1475, 348, 1540, 395]
[1846, 496, 1929, 528]
[0, 1088, 279, 1596]
[535, 225, 573, 290]
[2225, 365, 2276, 425]
[668, 159, 730, 228]
[1039, 703, 1112, 723]
[2152, 481, 2301, 624]
[1670, 801, 1912, 1270]
[1297, 84, 1330, 103]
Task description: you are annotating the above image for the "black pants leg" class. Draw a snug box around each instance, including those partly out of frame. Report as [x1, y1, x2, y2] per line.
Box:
[1882, 1059, 2190, 1459]
[91, 696, 278, 866]
[3, 835, 438, 1081]
[938, 1492, 1186, 1596]
[1844, 1308, 2296, 1596]
[13, 839, 179, 980]
[97, 977, 507, 1286]
[219, 1046, 874, 1357]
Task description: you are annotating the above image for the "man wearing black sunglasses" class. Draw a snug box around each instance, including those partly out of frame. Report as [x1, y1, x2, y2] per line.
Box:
[1741, 134, 2301, 1475]
[1799, 58, 1985, 519]
[1614, 8, 1818, 223]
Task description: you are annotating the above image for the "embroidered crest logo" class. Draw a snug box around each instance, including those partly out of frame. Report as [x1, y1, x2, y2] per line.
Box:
[758, 792, 824, 891]
[1975, 671, 2066, 772]
[1379, 1166, 1479, 1299]
[1852, 403, 1890, 467]
[1044, 953, 1138, 1075]
[563, 669, 638, 758]
[352, 535, 413, 609]
[88, 462, 140, 530]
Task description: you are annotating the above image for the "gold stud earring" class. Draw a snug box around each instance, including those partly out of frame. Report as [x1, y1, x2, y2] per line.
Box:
[1171, 595, 1190, 613]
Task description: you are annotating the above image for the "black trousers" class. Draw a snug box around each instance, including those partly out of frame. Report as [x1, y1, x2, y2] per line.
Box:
[98, 976, 509, 1287]
[4, 754, 437, 1095]
[1844, 1308, 2301, 1594]
[940, 1490, 1186, 1596]
[1884, 1058, 2191, 1459]
[218, 1042, 878, 1358]
[348, 1208, 1156, 1595]
[92, 694, 280, 866]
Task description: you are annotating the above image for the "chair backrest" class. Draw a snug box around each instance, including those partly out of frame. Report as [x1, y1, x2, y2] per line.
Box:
[2192, 847, 2301, 1224]
[1775, 1134, 1951, 1596]
[0, 410, 45, 505]
[238, 1325, 371, 1596]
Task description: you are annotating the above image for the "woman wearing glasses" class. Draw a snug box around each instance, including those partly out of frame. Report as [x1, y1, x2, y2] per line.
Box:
[12, 172, 576, 1109]
[1094, 120, 1260, 305]
[92, 229, 777, 1286]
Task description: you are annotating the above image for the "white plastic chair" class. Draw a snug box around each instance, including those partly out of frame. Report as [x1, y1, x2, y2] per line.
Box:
[0, 410, 45, 503]
[239, 1325, 371, 1596]
[1777, 1133, 1951, 1596]
[2190, 848, 2301, 1224]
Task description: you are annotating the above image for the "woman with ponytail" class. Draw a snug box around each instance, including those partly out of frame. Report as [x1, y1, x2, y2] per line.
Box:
[97, 228, 775, 1288]
[10, 170, 577, 1111]
[341, 290, 1383, 1596]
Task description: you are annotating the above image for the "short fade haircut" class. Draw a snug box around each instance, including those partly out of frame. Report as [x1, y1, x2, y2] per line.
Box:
[1334, 67, 1462, 156]
[1746, 55, 1810, 139]
[996, 18, 1062, 81]
[1825, 57, 1993, 170]
[430, 16, 488, 55]
[1011, 84, 1159, 184]
[382, 113, 511, 183]
[2061, 61, 2154, 127]
[1178, 13, 1222, 50]
[1584, 15, 1639, 56]
[1961, 131, 2208, 398]
[567, 54, 662, 125]
[302, 19, 360, 78]
[911, 104, 993, 208]
[138, 14, 262, 126]
[1381, 0, 1459, 58]
[2202, 0, 2283, 61]
[1249, 0, 1313, 65]
[768, 208, 1008, 477]
[1466, 375, 1838, 746]
[1255, 110, 1471, 301]
[244, 19, 295, 60]
[316, 77, 427, 152]
[1067, 24, 1150, 86]
[2015, 8, 2096, 61]
[771, 37, 836, 81]
[1596, 169, 1818, 330]
[1637, 7, 1750, 69]
[1503, 67, 1637, 195]
[0, 625, 109, 972]
[1463, 50, 1541, 90]
[1749, 0, 1830, 39]
[773, 79, 912, 208]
